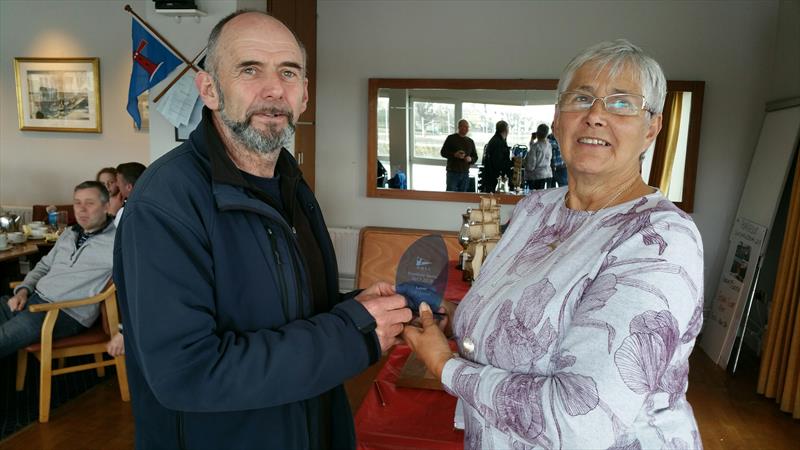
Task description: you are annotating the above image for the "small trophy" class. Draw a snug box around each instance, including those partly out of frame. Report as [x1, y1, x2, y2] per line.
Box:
[395, 234, 448, 316]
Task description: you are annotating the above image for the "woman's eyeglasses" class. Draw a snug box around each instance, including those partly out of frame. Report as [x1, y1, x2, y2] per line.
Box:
[558, 91, 653, 116]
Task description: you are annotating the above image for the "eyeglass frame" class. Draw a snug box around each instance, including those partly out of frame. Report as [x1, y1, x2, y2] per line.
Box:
[557, 91, 655, 116]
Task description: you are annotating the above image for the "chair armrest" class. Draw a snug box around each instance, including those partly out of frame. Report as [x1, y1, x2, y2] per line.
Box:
[10, 281, 21, 289]
[27, 285, 117, 313]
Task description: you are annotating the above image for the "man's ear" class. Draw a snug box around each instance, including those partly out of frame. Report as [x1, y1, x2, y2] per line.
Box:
[196, 71, 220, 110]
[298, 77, 309, 118]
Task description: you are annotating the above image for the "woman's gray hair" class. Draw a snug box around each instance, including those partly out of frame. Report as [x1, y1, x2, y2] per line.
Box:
[557, 39, 667, 115]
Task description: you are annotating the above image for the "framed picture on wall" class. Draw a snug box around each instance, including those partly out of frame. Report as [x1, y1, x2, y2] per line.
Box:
[13, 57, 102, 133]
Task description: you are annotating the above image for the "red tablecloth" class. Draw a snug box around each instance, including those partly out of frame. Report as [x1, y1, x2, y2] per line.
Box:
[355, 344, 464, 450]
[443, 261, 469, 303]
[354, 260, 469, 449]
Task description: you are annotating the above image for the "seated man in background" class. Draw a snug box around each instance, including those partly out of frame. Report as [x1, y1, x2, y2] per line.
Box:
[0, 181, 115, 359]
[113, 162, 147, 227]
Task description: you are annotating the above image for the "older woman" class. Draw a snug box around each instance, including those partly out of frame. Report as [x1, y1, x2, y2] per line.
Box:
[404, 39, 704, 449]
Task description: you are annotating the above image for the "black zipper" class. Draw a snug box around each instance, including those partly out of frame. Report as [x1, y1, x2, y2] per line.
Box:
[177, 411, 186, 450]
[266, 226, 291, 320]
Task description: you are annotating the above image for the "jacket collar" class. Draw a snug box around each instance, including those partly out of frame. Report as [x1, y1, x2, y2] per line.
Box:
[196, 107, 303, 222]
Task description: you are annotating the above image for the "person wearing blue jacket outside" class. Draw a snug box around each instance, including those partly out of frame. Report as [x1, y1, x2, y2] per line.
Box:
[113, 11, 412, 450]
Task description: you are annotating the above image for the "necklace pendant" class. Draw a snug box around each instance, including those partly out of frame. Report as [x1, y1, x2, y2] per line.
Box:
[547, 241, 559, 251]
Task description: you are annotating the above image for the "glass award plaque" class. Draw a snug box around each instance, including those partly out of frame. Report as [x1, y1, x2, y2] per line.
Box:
[395, 234, 448, 314]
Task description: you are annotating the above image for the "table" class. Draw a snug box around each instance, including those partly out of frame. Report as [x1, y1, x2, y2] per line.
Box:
[354, 344, 464, 450]
[353, 260, 470, 450]
[0, 242, 38, 263]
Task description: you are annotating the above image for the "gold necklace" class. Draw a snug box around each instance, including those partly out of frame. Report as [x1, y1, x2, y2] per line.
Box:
[548, 178, 640, 251]
[566, 177, 640, 216]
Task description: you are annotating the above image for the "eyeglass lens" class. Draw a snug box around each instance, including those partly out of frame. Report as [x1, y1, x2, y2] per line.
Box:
[559, 92, 644, 116]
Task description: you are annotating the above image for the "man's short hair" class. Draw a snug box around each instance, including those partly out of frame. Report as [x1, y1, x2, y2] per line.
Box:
[75, 180, 109, 204]
[536, 124, 549, 139]
[116, 162, 147, 186]
[204, 10, 307, 79]
[495, 121, 509, 134]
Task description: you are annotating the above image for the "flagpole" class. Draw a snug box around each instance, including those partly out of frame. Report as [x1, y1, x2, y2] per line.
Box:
[124, 4, 199, 73]
[153, 47, 207, 104]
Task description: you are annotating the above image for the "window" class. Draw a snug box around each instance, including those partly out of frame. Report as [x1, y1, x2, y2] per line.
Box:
[411, 100, 454, 159]
[377, 97, 390, 159]
[462, 102, 556, 160]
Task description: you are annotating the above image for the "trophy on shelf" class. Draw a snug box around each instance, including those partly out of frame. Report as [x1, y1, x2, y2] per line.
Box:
[511, 157, 525, 195]
[496, 175, 509, 193]
[458, 196, 502, 282]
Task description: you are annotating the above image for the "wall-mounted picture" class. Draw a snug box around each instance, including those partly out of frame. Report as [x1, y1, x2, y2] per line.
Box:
[14, 57, 102, 133]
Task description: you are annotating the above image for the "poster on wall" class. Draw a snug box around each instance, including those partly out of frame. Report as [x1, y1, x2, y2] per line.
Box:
[700, 216, 767, 368]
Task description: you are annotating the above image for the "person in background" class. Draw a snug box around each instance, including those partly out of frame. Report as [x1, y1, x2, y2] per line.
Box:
[0, 181, 115, 358]
[524, 123, 553, 190]
[113, 162, 146, 227]
[440, 119, 478, 192]
[549, 123, 568, 187]
[104, 162, 146, 355]
[480, 120, 512, 193]
[404, 39, 704, 449]
[96, 167, 124, 216]
[114, 11, 411, 449]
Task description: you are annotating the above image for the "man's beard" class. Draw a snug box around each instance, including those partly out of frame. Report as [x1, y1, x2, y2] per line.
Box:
[215, 78, 295, 155]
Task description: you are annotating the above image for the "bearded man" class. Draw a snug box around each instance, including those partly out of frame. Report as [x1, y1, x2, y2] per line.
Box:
[113, 11, 411, 449]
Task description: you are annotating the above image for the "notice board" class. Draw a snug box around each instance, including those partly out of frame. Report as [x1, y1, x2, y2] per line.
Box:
[700, 102, 800, 368]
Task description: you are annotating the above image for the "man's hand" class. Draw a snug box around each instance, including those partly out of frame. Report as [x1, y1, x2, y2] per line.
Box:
[355, 281, 396, 302]
[454, 150, 466, 159]
[7, 289, 29, 312]
[465, 156, 472, 163]
[106, 333, 125, 357]
[356, 283, 412, 352]
[402, 302, 453, 379]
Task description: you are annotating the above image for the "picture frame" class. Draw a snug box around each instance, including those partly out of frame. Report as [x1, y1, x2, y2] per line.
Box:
[14, 57, 102, 133]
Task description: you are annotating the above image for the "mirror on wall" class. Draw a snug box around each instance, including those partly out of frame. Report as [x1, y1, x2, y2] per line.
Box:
[367, 78, 704, 212]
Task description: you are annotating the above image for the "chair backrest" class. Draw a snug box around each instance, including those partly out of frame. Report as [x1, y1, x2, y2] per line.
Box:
[31, 204, 77, 225]
[355, 226, 462, 289]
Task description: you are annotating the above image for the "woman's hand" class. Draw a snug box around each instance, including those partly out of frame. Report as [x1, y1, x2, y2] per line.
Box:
[439, 300, 457, 338]
[402, 302, 454, 379]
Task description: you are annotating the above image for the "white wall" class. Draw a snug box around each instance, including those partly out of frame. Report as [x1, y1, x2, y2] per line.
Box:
[315, 0, 784, 304]
[0, 0, 150, 206]
[0, 0, 256, 206]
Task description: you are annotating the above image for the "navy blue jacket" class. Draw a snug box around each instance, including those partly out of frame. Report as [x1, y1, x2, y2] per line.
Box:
[114, 109, 380, 450]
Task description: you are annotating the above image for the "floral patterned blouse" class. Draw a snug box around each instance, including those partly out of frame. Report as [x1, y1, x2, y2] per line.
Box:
[443, 187, 704, 450]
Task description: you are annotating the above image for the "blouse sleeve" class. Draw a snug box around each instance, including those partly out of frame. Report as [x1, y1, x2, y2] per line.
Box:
[441, 210, 704, 449]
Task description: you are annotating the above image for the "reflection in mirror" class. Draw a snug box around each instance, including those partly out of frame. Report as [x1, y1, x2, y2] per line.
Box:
[368, 79, 703, 211]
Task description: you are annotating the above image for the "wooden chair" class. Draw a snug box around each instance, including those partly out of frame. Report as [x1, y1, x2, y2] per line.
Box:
[12, 282, 130, 422]
[345, 226, 462, 409]
[355, 226, 462, 289]
[31, 204, 77, 226]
